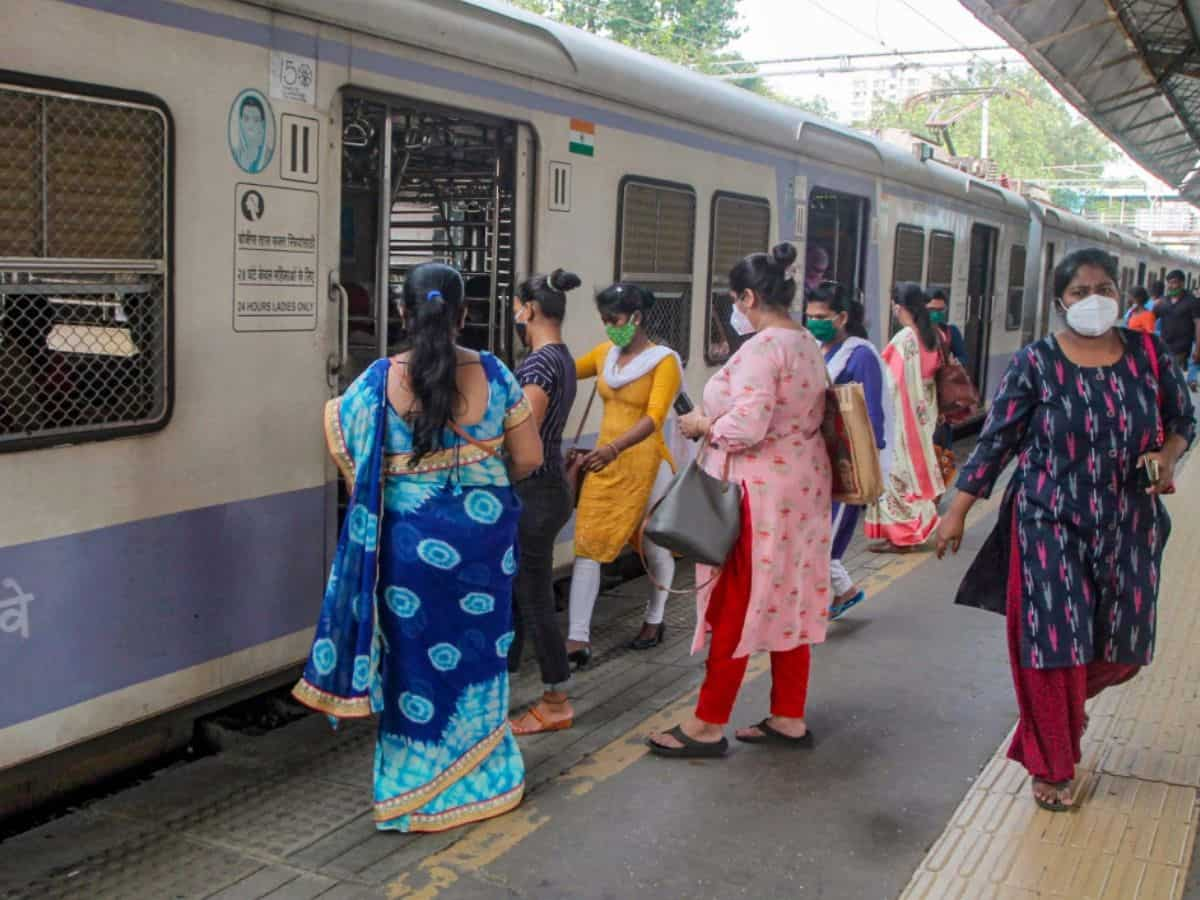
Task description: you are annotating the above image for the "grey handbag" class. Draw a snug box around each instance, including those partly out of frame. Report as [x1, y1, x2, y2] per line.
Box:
[642, 440, 742, 568]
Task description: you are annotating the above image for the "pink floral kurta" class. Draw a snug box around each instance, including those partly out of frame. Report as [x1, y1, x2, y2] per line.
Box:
[693, 327, 832, 658]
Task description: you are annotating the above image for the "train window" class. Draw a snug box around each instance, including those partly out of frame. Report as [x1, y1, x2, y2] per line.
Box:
[926, 231, 955, 305]
[705, 193, 770, 365]
[617, 178, 696, 363]
[1006, 245, 1026, 331]
[0, 80, 170, 451]
[807, 188, 868, 297]
[893, 225, 925, 285]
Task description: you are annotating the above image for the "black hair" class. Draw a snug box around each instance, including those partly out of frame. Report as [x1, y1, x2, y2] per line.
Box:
[240, 96, 265, 119]
[1151, 280, 1166, 297]
[398, 262, 466, 467]
[928, 289, 948, 304]
[1052, 248, 1118, 299]
[729, 242, 798, 310]
[1130, 286, 1149, 304]
[595, 282, 656, 317]
[518, 268, 582, 321]
[1167, 269, 1185, 283]
[806, 281, 868, 339]
[892, 282, 938, 352]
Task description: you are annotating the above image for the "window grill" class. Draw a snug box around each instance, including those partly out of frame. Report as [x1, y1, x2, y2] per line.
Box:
[0, 81, 169, 449]
[926, 230, 955, 303]
[705, 194, 770, 364]
[617, 180, 696, 363]
[893, 224, 925, 286]
[1006, 244, 1027, 332]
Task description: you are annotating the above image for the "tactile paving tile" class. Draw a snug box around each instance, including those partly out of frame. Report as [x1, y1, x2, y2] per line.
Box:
[174, 773, 372, 859]
[282, 725, 376, 790]
[901, 467, 1200, 900]
[0, 832, 258, 900]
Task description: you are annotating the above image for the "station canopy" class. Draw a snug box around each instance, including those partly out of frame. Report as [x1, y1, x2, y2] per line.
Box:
[962, 1, 1200, 200]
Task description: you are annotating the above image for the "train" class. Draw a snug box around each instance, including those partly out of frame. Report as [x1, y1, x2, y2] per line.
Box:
[2, 0, 1196, 816]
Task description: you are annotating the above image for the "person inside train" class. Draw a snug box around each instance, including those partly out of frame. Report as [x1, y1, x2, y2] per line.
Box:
[1125, 286, 1156, 334]
[1155, 269, 1200, 375]
[926, 290, 967, 365]
[804, 244, 830, 292]
[646, 242, 831, 757]
[293, 261, 543, 833]
[805, 282, 891, 621]
[938, 247, 1195, 813]
[566, 283, 682, 666]
[865, 283, 944, 553]
[506, 269, 581, 735]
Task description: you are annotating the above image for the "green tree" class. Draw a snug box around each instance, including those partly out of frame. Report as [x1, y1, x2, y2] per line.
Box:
[866, 66, 1117, 178]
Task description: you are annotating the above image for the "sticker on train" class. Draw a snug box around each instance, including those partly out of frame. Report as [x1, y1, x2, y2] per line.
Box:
[228, 89, 276, 174]
[569, 118, 595, 157]
[233, 184, 319, 332]
[270, 49, 316, 106]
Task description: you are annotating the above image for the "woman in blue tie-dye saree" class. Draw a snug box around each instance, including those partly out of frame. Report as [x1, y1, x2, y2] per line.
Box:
[294, 263, 544, 833]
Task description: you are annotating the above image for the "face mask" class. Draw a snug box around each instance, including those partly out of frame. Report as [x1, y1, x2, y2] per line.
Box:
[1169, 287, 1183, 297]
[606, 318, 638, 348]
[929, 309, 947, 325]
[729, 305, 756, 336]
[1061, 294, 1119, 337]
[806, 318, 836, 343]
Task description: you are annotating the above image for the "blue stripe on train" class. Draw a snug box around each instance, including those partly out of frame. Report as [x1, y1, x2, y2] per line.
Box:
[0, 487, 324, 730]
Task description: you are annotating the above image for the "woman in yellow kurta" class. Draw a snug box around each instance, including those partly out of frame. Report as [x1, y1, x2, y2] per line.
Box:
[566, 283, 683, 666]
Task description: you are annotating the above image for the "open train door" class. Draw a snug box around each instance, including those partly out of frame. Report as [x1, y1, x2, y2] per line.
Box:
[964, 223, 997, 391]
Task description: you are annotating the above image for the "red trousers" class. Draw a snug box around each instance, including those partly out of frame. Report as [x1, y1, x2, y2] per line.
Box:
[695, 488, 811, 725]
[1005, 514, 1139, 783]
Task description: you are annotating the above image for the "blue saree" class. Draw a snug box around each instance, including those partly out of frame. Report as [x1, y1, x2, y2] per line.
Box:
[294, 354, 530, 832]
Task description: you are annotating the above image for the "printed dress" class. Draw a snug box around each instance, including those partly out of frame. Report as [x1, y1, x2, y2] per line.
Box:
[694, 327, 832, 657]
[957, 331, 1195, 669]
[294, 353, 532, 832]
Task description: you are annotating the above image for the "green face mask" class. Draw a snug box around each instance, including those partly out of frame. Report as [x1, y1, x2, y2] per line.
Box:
[929, 309, 947, 325]
[606, 320, 638, 348]
[806, 318, 837, 343]
[1169, 287, 1183, 297]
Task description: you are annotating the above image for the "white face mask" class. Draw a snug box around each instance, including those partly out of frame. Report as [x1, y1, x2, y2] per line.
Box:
[730, 304, 755, 336]
[1060, 294, 1119, 337]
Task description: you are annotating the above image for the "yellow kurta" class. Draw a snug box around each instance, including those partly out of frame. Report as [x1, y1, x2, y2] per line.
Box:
[574, 342, 681, 563]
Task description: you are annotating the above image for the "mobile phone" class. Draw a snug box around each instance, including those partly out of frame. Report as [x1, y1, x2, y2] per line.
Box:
[673, 392, 695, 416]
[1138, 457, 1160, 489]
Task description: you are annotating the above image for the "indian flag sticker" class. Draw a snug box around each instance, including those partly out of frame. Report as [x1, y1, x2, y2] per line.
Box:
[569, 119, 595, 157]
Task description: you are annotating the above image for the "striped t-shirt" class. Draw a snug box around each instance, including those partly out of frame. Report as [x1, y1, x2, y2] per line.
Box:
[515, 343, 577, 477]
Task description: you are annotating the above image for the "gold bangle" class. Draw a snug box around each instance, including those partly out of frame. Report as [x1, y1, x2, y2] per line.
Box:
[607, 443, 619, 456]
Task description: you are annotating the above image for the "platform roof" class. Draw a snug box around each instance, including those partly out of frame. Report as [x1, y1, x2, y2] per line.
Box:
[961, 0, 1200, 200]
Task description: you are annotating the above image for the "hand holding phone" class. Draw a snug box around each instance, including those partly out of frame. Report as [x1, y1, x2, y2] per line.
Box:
[1137, 455, 1161, 491]
[673, 392, 695, 416]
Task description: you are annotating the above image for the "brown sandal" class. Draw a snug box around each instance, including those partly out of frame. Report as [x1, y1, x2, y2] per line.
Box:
[510, 704, 573, 736]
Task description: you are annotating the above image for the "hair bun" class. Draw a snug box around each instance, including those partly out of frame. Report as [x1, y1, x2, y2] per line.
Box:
[550, 268, 582, 293]
[771, 242, 798, 270]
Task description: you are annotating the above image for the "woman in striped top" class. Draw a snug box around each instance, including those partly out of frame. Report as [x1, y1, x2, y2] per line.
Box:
[507, 269, 582, 735]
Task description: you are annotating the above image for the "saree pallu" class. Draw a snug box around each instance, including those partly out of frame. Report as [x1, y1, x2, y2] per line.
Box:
[294, 359, 525, 832]
[865, 328, 944, 547]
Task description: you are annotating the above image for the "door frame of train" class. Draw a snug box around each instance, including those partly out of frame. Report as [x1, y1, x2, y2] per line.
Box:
[965, 223, 998, 391]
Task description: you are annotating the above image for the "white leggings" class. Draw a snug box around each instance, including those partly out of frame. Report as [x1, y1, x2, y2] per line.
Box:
[567, 462, 675, 643]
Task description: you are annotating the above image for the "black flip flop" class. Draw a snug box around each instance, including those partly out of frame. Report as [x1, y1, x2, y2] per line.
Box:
[646, 725, 728, 758]
[736, 718, 815, 748]
[1031, 778, 1074, 812]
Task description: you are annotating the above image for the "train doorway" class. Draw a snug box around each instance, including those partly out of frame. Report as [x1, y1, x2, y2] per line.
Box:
[964, 223, 997, 390]
[334, 93, 533, 392]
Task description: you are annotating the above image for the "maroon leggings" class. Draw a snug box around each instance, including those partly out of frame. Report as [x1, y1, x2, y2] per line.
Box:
[1005, 514, 1139, 783]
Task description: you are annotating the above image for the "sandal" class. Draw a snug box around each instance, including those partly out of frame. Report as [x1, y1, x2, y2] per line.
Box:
[736, 718, 814, 748]
[510, 704, 572, 736]
[830, 590, 865, 622]
[1031, 777, 1074, 812]
[868, 541, 913, 554]
[646, 725, 728, 759]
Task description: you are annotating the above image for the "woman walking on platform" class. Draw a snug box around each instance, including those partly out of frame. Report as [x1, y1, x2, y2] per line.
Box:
[805, 284, 891, 620]
[294, 262, 543, 832]
[567, 283, 682, 664]
[938, 248, 1194, 812]
[506, 269, 581, 735]
[647, 243, 831, 757]
[866, 283, 944, 552]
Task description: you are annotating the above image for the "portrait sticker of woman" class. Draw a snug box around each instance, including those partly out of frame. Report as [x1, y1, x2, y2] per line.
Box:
[228, 89, 276, 174]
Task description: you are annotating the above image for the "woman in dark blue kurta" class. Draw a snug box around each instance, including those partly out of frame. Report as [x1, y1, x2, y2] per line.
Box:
[939, 248, 1194, 812]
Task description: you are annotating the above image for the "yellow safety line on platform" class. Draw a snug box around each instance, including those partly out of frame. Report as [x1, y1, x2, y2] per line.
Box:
[387, 494, 1006, 899]
[901, 465, 1200, 900]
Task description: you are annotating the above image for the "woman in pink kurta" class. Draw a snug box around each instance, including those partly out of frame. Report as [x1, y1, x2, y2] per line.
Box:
[647, 243, 831, 758]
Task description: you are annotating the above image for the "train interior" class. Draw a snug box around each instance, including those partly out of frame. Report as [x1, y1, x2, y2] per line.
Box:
[337, 93, 523, 390]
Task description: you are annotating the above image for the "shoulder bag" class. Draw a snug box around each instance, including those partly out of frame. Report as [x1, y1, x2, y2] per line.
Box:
[822, 374, 884, 506]
[934, 332, 982, 426]
[1142, 331, 1177, 494]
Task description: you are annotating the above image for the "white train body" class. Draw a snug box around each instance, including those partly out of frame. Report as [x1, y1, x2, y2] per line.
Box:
[1, 0, 1195, 810]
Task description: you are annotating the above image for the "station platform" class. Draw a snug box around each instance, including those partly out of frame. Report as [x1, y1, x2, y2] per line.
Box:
[2, 455, 1199, 900]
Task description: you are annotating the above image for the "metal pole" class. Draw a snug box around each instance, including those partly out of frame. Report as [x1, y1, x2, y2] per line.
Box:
[376, 111, 393, 360]
[980, 96, 990, 160]
[488, 156, 502, 355]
